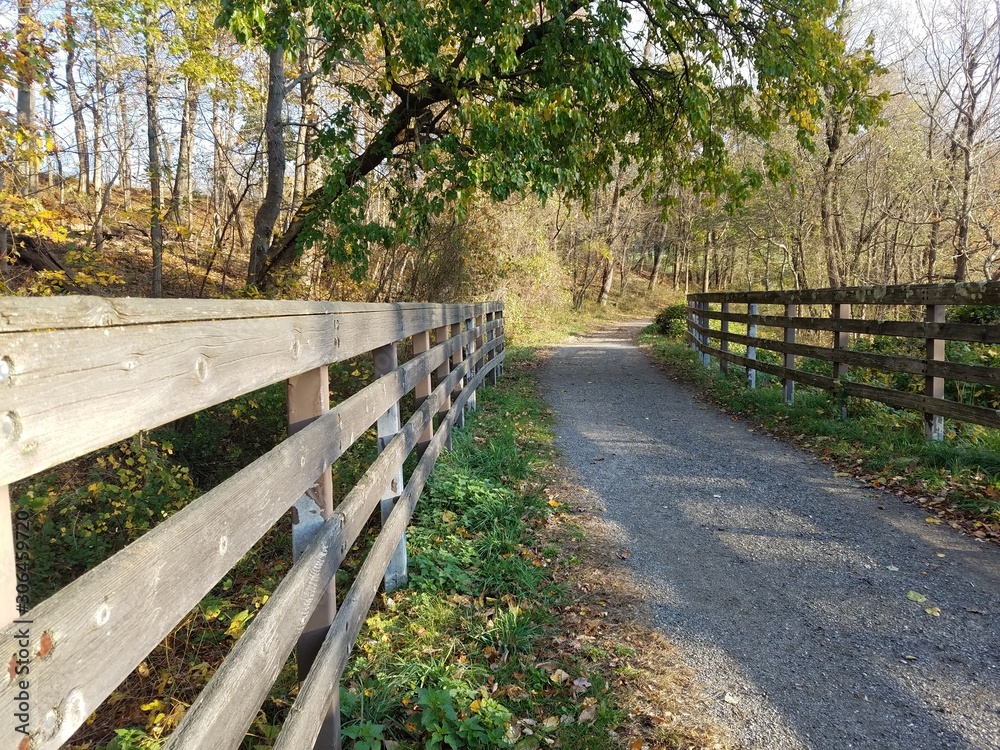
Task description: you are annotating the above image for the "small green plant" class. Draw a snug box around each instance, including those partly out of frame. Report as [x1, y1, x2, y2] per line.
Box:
[341, 721, 386, 750]
[654, 303, 688, 337]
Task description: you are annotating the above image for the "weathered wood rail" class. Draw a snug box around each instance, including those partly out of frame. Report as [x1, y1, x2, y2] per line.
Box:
[0, 297, 505, 750]
[687, 282, 1000, 440]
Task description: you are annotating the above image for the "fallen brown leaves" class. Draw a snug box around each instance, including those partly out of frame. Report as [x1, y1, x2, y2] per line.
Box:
[537, 471, 729, 750]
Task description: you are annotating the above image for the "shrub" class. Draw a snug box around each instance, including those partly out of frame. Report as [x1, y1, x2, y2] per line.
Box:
[654, 304, 688, 337]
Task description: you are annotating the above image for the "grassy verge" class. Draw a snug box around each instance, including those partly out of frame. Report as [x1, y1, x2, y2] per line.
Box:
[637, 326, 1000, 543]
[338, 347, 722, 749]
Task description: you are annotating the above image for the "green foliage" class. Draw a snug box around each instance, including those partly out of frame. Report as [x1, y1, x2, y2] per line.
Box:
[19, 437, 196, 599]
[219, 0, 883, 283]
[654, 304, 688, 337]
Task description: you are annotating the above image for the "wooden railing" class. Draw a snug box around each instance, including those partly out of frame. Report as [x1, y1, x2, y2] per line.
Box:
[0, 297, 505, 750]
[687, 282, 1000, 440]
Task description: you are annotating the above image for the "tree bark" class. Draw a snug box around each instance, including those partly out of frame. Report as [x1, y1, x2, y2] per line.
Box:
[144, 10, 164, 297]
[248, 44, 287, 286]
[17, 0, 39, 196]
[170, 77, 200, 229]
[64, 0, 90, 195]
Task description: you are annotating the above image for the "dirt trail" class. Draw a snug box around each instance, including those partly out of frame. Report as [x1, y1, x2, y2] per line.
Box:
[541, 321, 1000, 750]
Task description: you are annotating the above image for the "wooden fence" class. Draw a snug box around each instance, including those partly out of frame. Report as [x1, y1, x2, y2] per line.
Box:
[0, 296, 505, 750]
[687, 282, 1000, 441]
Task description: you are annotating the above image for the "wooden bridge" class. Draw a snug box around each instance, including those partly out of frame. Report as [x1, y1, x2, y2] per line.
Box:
[0, 297, 504, 750]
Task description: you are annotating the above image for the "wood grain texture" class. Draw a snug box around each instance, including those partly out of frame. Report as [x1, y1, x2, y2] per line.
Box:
[0, 302, 500, 486]
[164, 338, 490, 750]
[0, 297, 502, 333]
[0, 485, 14, 628]
[270, 347, 498, 750]
[0, 332, 472, 750]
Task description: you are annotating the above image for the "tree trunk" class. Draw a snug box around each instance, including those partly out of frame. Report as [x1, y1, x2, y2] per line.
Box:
[17, 0, 39, 196]
[92, 20, 105, 251]
[649, 222, 666, 290]
[64, 0, 90, 196]
[170, 77, 200, 229]
[118, 75, 132, 211]
[144, 11, 164, 297]
[248, 45, 287, 286]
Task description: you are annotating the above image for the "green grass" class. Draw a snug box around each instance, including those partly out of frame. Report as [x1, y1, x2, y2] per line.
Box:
[338, 352, 634, 748]
[638, 325, 1000, 526]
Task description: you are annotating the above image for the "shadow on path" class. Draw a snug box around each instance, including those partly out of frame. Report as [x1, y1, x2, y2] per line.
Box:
[541, 322, 1000, 750]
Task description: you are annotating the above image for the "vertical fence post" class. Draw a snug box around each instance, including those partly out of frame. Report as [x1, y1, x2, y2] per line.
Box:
[413, 330, 434, 455]
[466, 316, 477, 413]
[1, 486, 17, 628]
[720, 302, 729, 375]
[747, 302, 757, 389]
[373, 342, 408, 592]
[925, 304, 946, 441]
[783, 303, 797, 404]
[688, 298, 697, 352]
[832, 303, 851, 418]
[285, 366, 339, 749]
[497, 308, 505, 377]
[475, 313, 485, 397]
[452, 319, 466, 429]
[700, 302, 710, 367]
[434, 325, 453, 450]
[486, 312, 498, 386]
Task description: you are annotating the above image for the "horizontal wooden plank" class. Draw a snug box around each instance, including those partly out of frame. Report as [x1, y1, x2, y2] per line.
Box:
[691, 334, 1000, 430]
[271, 344, 496, 750]
[0, 297, 502, 333]
[692, 336, 836, 391]
[0, 333, 475, 750]
[691, 321, 1000, 387]
[690, 281, 1000, 306]
[164, 338, 498, 750]
[0, 304, 500, 486]
[698, 308, 1000, 344]
[841, 382, 1000, 430]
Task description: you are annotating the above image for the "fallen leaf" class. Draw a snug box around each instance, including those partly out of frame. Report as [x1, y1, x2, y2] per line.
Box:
[723, 693, 741, 705]
[547, 499, 561, 507]
[578, 704, 597, 724]
[925, 517, 942, 524]
[543, 716, 559, 729]
[550, 668, 571, 684]
[886, 565, 899, 572]
[618, 549, 631, 559]
[925, 607, 941, 617]
[906, 590, 927, 603]
[631, 740, 644, 750]
[37, 631, 53, 659]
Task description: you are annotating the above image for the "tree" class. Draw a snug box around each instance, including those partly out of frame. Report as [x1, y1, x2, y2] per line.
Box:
[220, 0, 881, 289]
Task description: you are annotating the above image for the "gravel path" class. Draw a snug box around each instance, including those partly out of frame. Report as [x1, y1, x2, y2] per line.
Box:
[541, 321, 1000, 750]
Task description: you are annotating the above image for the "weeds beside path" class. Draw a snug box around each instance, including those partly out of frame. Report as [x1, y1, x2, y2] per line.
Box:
[541, 320, 1000, 750]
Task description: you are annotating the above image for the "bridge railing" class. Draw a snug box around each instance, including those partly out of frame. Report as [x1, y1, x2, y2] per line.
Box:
[0, 297, 505, 750]
[687, 282, 1000, 441]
